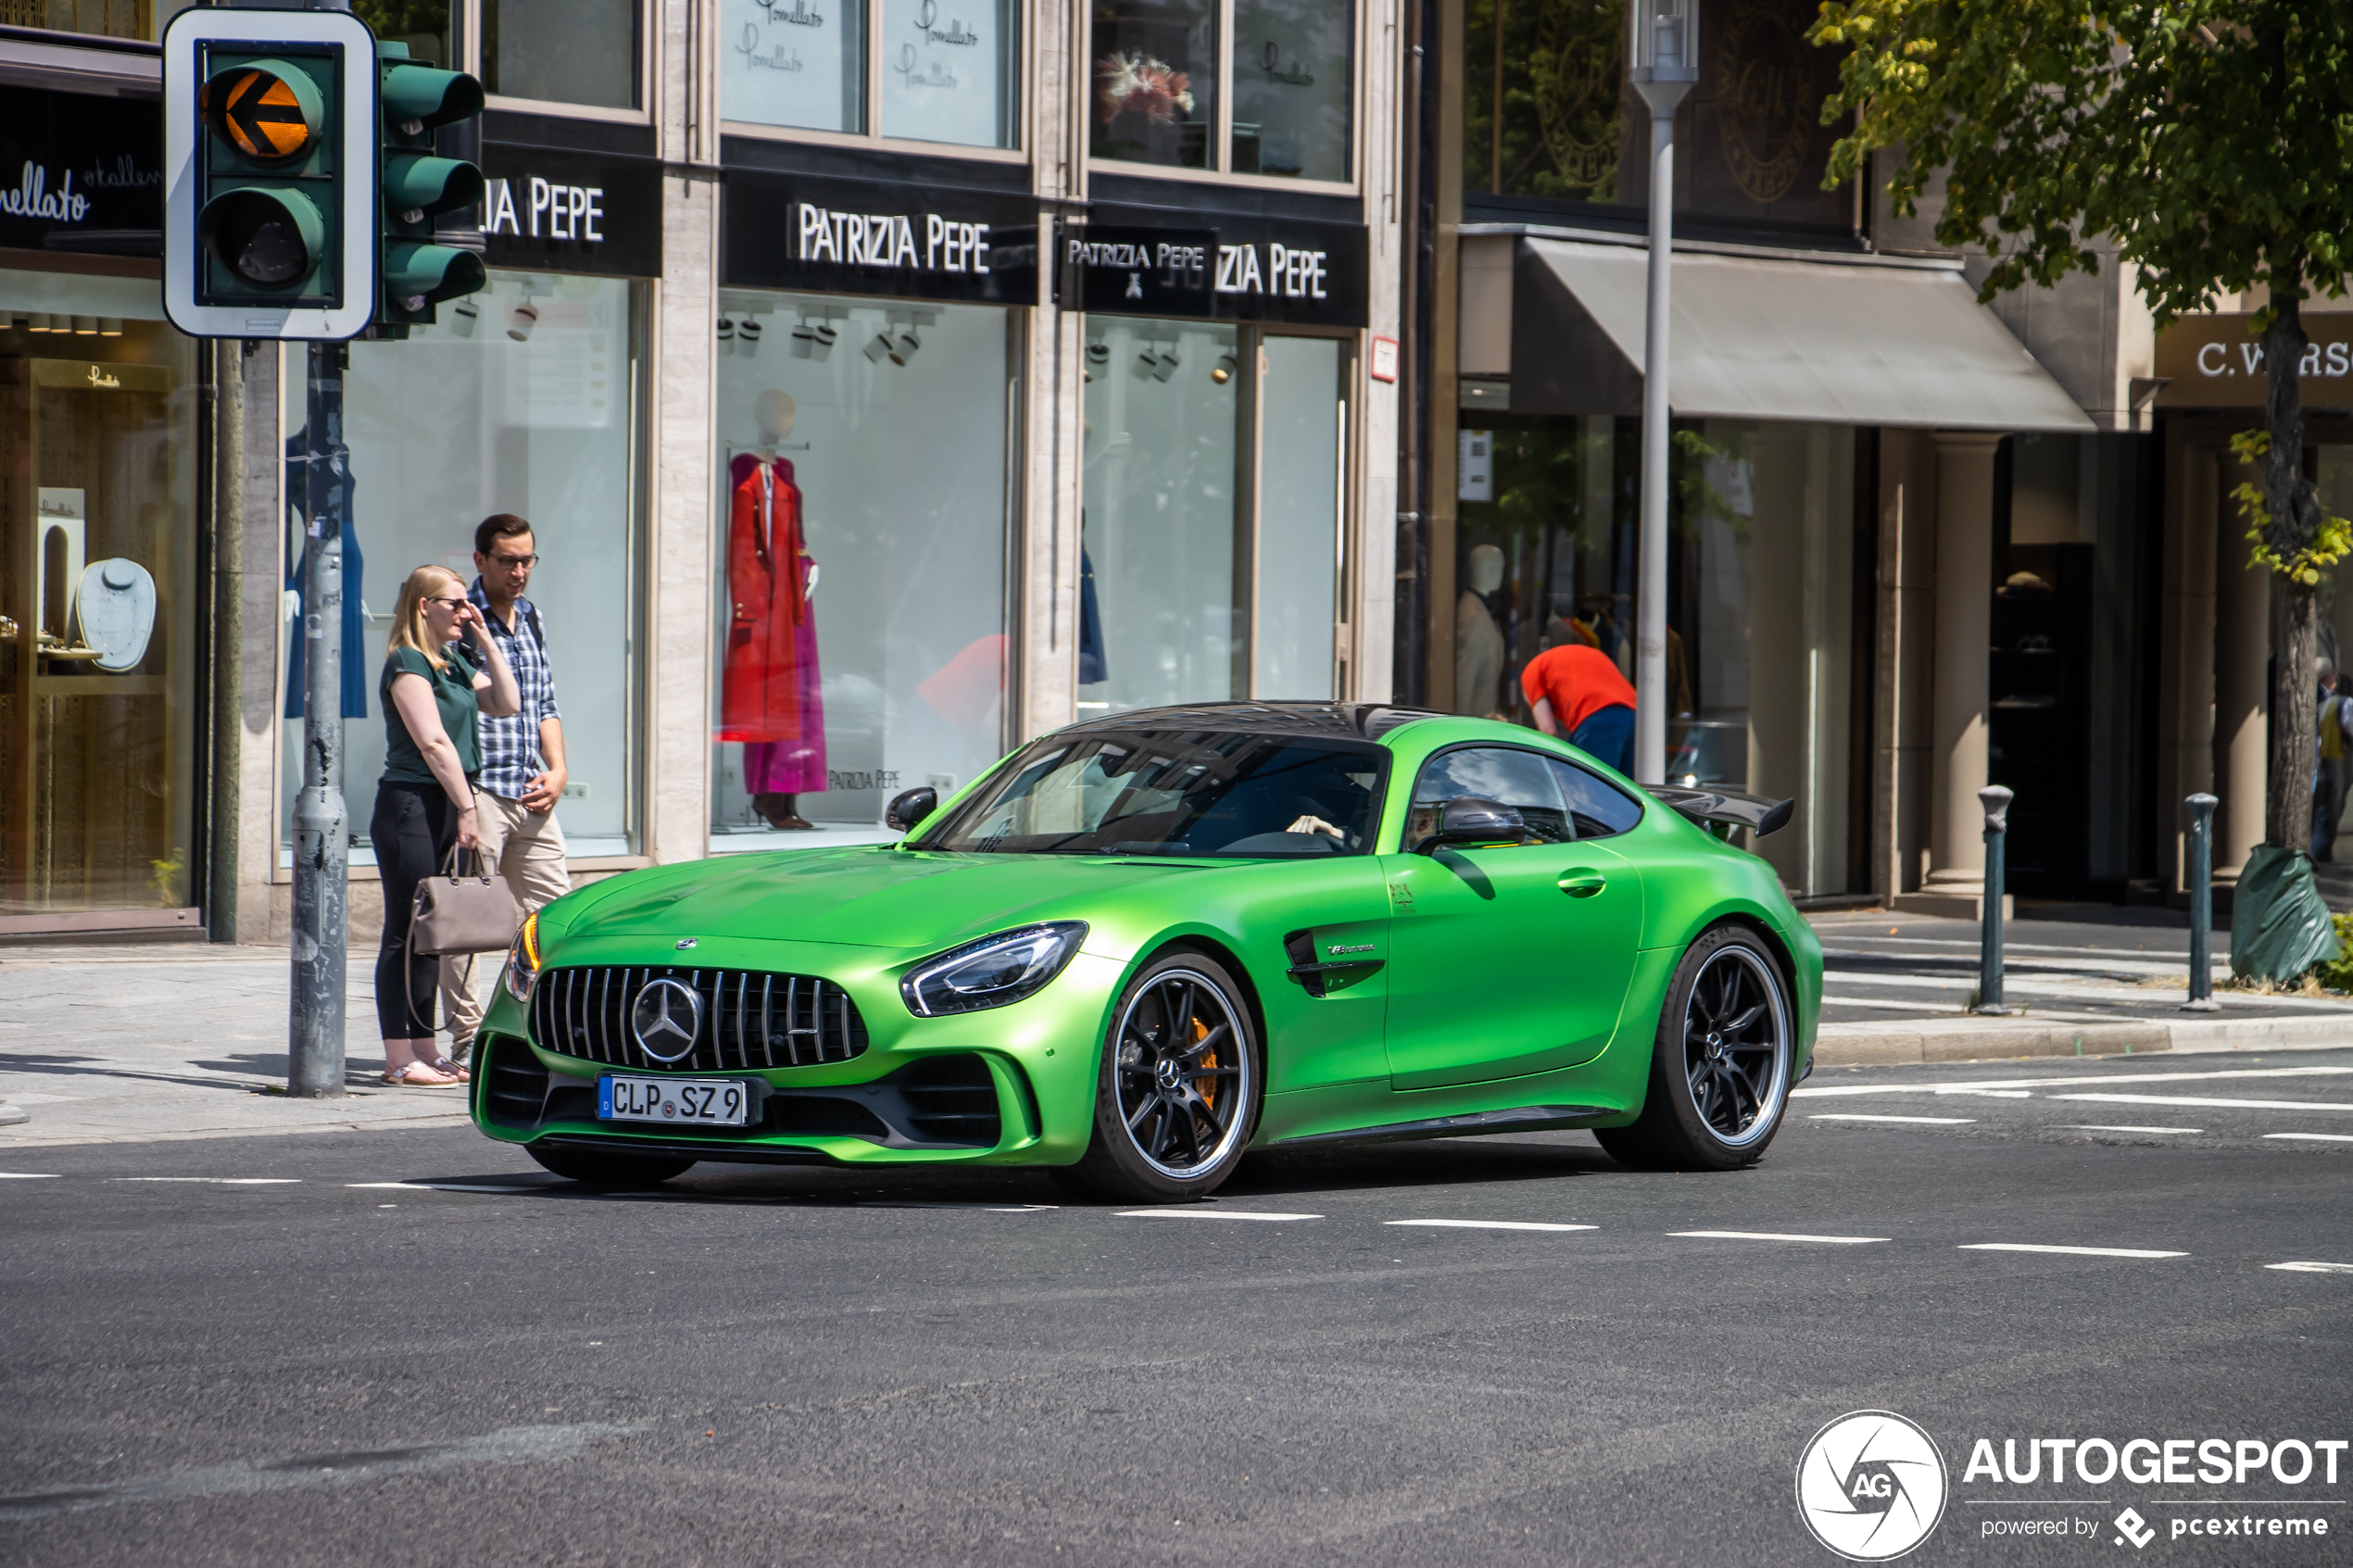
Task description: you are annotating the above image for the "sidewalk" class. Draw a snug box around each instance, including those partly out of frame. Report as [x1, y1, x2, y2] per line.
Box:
[1807, 903, 2353, 1064]
[0, 944, 472, 1148]
[4, 911, 2348, 1147]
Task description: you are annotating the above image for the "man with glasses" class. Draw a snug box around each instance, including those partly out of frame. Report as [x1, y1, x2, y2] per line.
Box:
[446, 513, 571, 1063]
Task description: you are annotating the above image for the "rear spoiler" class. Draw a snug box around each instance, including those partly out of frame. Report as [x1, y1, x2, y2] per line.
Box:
[1645, 785, 1795, 838]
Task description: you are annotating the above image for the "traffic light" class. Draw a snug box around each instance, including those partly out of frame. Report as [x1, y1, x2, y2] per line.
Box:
[163, 8, 379, 340]
[375, 46, 486, 333]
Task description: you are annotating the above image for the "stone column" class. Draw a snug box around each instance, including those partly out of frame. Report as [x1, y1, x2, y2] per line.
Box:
[2160, 442, 2219, 889]
[2214, 446, 2271, 878]
[1897, 432, 2007, 917]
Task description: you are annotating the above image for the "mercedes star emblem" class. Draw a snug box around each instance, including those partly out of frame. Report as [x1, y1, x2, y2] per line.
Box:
[630, 977, 703, 1063]
[674, 936, 698, 950]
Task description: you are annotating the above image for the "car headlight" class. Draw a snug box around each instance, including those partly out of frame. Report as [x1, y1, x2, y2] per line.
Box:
[901, 922, 1088, 1017]
[502, 910, 541, 1003]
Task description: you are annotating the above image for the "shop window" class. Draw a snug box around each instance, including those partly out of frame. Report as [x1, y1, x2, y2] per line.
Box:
[481, 0, 642, 110]
[709, 293, 1016, 843]
[351, 0, 453, 68]
[1081, 320, 1350, 713]
[721, 0, 1023, 148]
[2, 0, 168, 40]
[1451, 416, 1856, 896]
[1092, 0, 1353, 182]
[1, 273, 200, 920]
[279, 271, 647, 864]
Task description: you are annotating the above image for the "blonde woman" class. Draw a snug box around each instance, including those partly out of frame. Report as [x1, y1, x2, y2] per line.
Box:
[372, 565, 521, 1086]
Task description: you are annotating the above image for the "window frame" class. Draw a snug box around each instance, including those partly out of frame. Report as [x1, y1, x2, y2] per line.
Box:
[1398, 739, 1645, 853]
[459, 0, 656, 125]
[1082, 0, 1366, 194]
[713, 0, 1033, 163]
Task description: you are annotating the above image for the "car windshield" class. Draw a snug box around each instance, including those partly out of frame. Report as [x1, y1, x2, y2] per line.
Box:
[914, 732, 1386, 857]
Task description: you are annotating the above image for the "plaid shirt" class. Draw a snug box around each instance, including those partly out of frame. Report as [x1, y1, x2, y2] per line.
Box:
[467, 580, 561, 802]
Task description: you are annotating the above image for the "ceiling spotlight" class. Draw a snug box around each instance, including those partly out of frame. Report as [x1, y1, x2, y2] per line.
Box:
[891, 323, 921, 363]
[738, 318, 763, 355]
[98, 317, 123, 337]
[716, 315, 736, 345]
[1150, 343, 1179, 383]
[1211, 352, 1238, 384]
[73, 316, 98, 335]
[25, 313, 51, 332]
[507, 299, 538, 342]
[864, 330, 895, 365]
[449, 298, 480, 338]
[1132, 345, 1162, 382]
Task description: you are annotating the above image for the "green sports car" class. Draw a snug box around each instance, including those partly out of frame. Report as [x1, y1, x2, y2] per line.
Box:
[472, 703, 1822, 1200]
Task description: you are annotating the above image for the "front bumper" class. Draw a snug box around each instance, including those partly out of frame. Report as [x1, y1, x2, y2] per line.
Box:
[469, 935, 1124, 1167]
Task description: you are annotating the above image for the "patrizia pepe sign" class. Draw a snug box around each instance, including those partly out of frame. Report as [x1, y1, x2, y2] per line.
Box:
[0, 86, 164, 253]
[1059, 208, 1368, 326]
[723, 169, 1038, 305]
[475, 142, 662, 278]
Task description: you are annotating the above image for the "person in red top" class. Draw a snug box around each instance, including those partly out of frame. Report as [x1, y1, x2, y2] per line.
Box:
[1520, 643, 1638, 773]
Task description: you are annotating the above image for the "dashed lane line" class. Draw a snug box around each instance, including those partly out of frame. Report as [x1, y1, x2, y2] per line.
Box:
[1116, 1210, 1323, 1222]
[1386, 1219, 1598, 1233]
[2268, 1261, 2353, 1273]
[2264, 1133, 2353, 1143]
[1959, 1244, 2187, 1259]
[1668, 1230, 1888, 1245]
[2052, 1094, 2353, 1112]
[1809, 1113, 1976, 1125]
[111, 1176, 300, 1185]
[0, 1172, 61, 1179]
[1795, 1066, 2353, 1099]
[2063, 1125, 2205, 1135]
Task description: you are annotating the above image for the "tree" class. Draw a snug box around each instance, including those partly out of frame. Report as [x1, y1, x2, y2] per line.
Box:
[1808, 1, 2353, 860]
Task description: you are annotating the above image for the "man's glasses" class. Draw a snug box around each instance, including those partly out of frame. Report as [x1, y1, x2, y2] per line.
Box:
[486, 553, 539, 570]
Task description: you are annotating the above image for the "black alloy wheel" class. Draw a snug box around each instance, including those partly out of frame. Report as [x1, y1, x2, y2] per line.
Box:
[1058, 951, 1260, 1202]
[525, 1143, 697, 1188]
[1597, 925, 1793, 1171]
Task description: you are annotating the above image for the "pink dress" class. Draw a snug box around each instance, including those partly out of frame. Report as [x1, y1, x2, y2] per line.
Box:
[726, 452, 826, 796]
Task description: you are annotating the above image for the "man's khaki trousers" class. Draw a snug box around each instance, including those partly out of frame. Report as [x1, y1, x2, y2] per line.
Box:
[443, 789, 571, 1047]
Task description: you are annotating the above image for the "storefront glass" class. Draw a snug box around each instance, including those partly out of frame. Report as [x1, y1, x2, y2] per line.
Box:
[1254, 335, 1342, 698]
[1091, 0, 1217, 169]
[1, 270, 200, 919]
[482, 0, 641, 108]
[279, 270, 647, 864]
[1452, 415, 1856, 895]
[879, 0, 1022, 148]
[723, 0, 869, 134]
[709, 292, 1014, 841]
[1231, 0, 1353, 181]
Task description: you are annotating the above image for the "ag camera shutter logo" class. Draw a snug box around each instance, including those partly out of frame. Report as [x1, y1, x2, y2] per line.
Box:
[1796, 1411, 1948, 1561]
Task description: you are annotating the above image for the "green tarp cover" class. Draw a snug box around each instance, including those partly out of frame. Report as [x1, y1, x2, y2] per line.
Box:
[2229, 843, 2342, 982]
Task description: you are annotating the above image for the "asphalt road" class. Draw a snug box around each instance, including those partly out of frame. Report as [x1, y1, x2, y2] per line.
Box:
[5, 1051, 2352, 1567]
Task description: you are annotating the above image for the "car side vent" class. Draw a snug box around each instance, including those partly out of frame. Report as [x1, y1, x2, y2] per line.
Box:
[481, 1035, 548, 1128]
[900, 1054, 1001, 1147]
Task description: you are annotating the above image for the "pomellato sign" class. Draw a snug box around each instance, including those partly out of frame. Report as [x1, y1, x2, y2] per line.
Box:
[2155, 312, 2353, 408]
[0, 86, 164, 254]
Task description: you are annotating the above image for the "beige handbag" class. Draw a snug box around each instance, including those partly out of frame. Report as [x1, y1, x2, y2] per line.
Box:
[410, 847, 522, 957]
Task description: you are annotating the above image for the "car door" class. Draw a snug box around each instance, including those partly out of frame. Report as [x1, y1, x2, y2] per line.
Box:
[1380, 745, 1646, 1091]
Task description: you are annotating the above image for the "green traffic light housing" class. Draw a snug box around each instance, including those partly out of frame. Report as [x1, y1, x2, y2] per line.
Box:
[385, 241, 487, 312]
[374, 43, 487, 333]
[380, 58, 484, 135]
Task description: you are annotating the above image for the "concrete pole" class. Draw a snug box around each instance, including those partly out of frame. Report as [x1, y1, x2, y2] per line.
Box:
[1925, 433, 2003, 903]
[208, 339, 246, 943]
[2215, 448, 2271, 877]
[288, 342, 349, 1098]
[1630, 80, 1691, 785]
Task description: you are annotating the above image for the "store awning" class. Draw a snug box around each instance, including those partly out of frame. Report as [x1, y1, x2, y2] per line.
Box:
[1504, 237, 2094, 432]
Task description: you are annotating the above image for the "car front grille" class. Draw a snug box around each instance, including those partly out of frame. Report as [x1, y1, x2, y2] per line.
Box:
[527, 966, 870, 1073]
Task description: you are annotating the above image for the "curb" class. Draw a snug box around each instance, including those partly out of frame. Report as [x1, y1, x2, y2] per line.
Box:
[0, 1103, 26, 1126]
[1812, 1012, 2353, 1066]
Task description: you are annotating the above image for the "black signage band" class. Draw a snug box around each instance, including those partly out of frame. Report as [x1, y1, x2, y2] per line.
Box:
[1057, 213, 1368, 327]
[0, 85, 165, 257]
[477, 143, 663, 279]
[724, 169, 1039, 306]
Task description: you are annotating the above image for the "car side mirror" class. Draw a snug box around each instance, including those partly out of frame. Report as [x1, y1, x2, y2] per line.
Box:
[886, 786, 937, 834]
[1423, 796, 1524, 852]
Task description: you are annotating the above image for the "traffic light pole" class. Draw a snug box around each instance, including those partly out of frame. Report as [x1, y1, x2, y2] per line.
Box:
[288, 342, 349, 1098]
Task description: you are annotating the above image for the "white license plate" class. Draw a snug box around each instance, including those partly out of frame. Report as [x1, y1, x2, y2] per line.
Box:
[598, 1075, 753, 1126]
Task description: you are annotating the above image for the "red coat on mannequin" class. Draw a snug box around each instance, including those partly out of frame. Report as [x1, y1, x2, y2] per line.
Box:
[719, 456, 812, 743]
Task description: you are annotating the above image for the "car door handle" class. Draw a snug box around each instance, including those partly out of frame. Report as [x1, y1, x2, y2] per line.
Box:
[1557, 870, 1607, 897]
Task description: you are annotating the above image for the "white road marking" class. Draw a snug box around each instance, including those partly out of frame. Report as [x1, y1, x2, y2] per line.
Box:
[112, 1177, 299, 1185]
[2268, 1261, 2353, 1273]
[1668, 1230, 1888, 1245]
[346, 1181, 552, 1194]
[1385, 1219, 1599, 1233]
[2054, 1094, 2353, 1111]
[0, 1173, 62, 1179]
[2264, 1132, 2353, 1143]
[2062, 1125, 2205, 1135]
[1959, 1243, 2186, 1259]
[856, 1201, 1059, 1211]
[1116, 1209, 1322, 1222]
[1809, 1113, 1977, 1124]
[1797, 1067, 2353, 1100]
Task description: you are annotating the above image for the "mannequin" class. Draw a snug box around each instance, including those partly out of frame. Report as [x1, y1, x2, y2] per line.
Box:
[1453, 544, 1505, 717]
[721, 389, 826, 829]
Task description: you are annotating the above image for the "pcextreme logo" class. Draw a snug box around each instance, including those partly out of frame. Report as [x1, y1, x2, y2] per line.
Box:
[1797, 1411, 1950, 1562]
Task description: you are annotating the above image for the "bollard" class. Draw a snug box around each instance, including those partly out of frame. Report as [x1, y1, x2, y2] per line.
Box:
[2183, 793, 2221, 1012]
[1975, 785, 2014, 1015]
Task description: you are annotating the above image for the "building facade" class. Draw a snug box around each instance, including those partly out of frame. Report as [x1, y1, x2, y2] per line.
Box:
[0, 0, 1408, 943]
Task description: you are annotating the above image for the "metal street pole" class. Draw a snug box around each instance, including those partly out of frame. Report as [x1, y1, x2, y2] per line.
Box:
[1629, 0, 1696, 784]
[1975, 784, 2012, 1015]
[2184, 793, 2221, 1011]
[288, 341, 349, 1097]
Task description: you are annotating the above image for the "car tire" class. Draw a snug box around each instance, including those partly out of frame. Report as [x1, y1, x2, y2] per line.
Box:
[1595, 924, 1794, 1172]
[525, 1144, 697, 1188]
[1060, 950, 1263, 1203]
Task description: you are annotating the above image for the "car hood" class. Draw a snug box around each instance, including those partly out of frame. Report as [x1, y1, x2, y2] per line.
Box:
[546, 846, 1220, 954]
